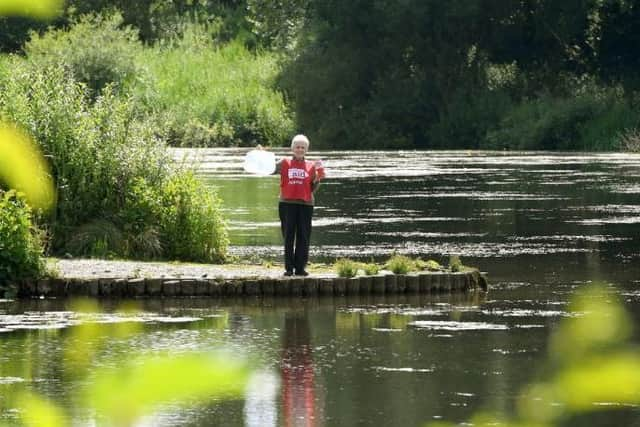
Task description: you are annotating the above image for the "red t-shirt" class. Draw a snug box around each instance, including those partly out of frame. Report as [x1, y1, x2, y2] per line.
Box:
[280, 158, 316, 202]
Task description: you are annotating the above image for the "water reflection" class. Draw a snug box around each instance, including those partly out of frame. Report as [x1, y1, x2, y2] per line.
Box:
[281, 313, 321, 427]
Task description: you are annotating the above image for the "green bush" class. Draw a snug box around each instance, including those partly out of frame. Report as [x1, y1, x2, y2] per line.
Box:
[24, 12, 142, 96]
[449, 255, 463, 272]
[618, 127, 640, 152]
[334, 258, 358, 278]
[124, 173, 228, 262]
[385, 254, 414, 275]
[134, 28, 294, 147]
[0, 190, 45, 286]
[422, 259, 442, 271]
[361, 262, 379, 276]
[428, 86, 513, 149]
[0, 58, 228, 262]
[484, 88, 639, 151]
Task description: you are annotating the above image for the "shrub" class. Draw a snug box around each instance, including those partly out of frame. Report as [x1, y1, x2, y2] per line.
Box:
[484, 88, 639, 151]
[361, 262, 379, 276]
[335, 258, 358, 278]
[0, 58, 228, 262]
[24, 12, 142, 96]
[618, 128, 640, 152]
[422, 259, 442, 271]
[134, 29, 294, 147]
[385, 254, 414, 275]
[0, 190, 45, 286]
[449, 255, 463, 272]
[157, 172, 227, 262]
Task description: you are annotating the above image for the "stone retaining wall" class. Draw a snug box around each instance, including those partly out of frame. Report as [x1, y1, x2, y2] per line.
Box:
[17, 270, 488, 298]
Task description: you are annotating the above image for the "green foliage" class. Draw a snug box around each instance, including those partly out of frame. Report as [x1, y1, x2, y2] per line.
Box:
[484, 89, 639, 151]
[361, 261, 379, 276]
[428, 86, 513, 149]
[3, 1, 640, 151]
[334, 258, 358, 278]
[385, 254, 415, 275]
[448, 255, 462, 272]
[422, 259, 442, 272]
[124, 173, 229, 262]
[67, 219, 125, 259]
[0, 58, 228, 262]
[65, 0, 253, 45]
[137, 30, 294, 147]
[618, 127, 640, 152]
[246, 0, 308, 50]
[25, 12, 142, 95]
[0, 190, 45, 286]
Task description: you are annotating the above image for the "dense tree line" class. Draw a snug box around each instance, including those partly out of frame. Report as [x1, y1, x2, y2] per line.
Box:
[2, 0, 639, 150]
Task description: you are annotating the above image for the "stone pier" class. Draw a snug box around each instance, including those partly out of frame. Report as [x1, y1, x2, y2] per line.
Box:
[15, 270, 488, 298]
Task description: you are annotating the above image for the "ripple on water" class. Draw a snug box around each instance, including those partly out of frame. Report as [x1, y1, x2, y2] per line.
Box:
[481, 309, 570, 317]
[408, 321, 508, 331]
[0, 312, 203, 333]
[372, 366, 435, 373]
[570, 217, 640, 225]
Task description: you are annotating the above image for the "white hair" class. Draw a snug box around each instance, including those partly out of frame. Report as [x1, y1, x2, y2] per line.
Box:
[290, 134, 310, 149]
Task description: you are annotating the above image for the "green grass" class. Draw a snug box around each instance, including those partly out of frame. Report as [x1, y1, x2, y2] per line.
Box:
[385, 254, 414, 274]
[334, 258, 359, 278]
[135, 32, 294, 147]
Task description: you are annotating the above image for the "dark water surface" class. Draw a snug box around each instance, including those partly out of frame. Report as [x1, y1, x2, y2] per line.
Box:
[2, 150, 640, 426]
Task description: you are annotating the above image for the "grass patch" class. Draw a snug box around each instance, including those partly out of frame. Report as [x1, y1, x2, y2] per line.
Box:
[334, 258, 359, 278]
[134, 24, 294, 147]
[385, 254, 414, 274]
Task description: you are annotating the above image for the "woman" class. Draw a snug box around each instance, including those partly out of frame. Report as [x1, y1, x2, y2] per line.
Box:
[275, 134, 324, 276]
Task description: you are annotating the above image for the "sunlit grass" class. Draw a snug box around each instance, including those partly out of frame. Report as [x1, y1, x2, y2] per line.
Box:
[136, 34, 293, 146]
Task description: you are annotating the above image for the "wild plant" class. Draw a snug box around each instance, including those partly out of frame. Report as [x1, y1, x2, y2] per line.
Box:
[335, 258, 358, 278]
[385, 254, 414, 274]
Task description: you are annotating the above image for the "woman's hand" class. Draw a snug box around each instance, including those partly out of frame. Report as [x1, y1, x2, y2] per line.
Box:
[314, 160, 325, 181]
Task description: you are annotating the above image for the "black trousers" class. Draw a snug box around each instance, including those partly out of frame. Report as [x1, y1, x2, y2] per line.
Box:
[279, 202, 314, 273]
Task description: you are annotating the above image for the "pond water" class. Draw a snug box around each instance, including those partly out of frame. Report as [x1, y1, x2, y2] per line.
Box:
[2, 150, 640, 426]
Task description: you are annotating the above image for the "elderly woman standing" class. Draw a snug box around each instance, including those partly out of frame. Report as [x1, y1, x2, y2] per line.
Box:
[275, 134, 324, 276]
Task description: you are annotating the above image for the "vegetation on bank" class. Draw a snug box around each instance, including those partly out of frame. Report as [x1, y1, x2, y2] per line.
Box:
[0, 55, 228, 282]
[1, 1, 639, 152]
[334, 255, 465, 278]
[3, 1, 640, 284]
[0, 191, 45, 284]
[21, 13, 293, 148]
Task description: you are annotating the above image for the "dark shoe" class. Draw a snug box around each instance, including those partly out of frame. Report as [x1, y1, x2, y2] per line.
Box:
[295, 270, 309, 277]
[284, 270, 294, 277]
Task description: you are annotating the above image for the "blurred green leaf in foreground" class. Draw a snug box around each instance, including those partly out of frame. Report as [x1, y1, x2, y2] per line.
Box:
[0, 123, 54, 211]
[429, 285, 640, 427]
[0, 0, 62, 20]
[14, 300, 249, 426]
